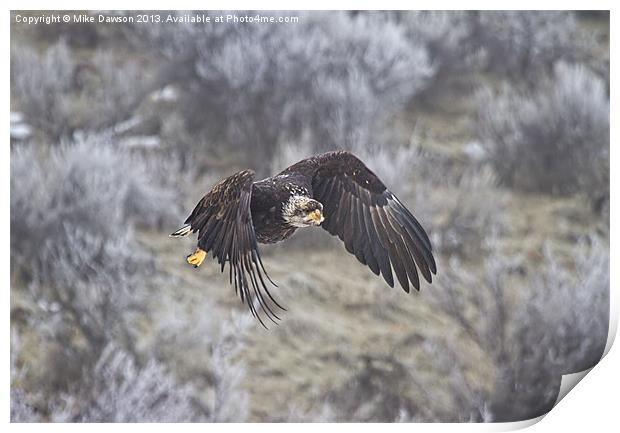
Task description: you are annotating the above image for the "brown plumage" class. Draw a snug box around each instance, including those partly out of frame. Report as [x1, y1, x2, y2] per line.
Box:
[171, 151, 436, 326]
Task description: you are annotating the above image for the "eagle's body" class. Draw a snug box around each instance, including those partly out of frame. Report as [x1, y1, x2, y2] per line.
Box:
[250, 174, 311, 243]
[171, 151, 436, 326]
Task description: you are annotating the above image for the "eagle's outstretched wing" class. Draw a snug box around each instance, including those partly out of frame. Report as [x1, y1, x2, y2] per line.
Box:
[183, 170, 284, 326]
[294, 151, 436, 292]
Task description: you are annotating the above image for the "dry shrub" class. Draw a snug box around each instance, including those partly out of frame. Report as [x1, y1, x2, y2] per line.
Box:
[135, 11, 435, 175]
[430, 234, 608, 421]
[11, 40, 148, 142]
[476, 63, 609, 197]
[475, 11, 594, 84]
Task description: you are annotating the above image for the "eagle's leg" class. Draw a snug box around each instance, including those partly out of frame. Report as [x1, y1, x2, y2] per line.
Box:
[187, 248, 207, 268]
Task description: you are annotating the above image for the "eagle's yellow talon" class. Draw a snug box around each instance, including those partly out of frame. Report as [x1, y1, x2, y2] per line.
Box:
[187, 248, 207, 267]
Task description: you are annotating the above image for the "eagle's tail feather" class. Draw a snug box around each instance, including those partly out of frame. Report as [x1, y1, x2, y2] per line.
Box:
[169, 224, 193, 237]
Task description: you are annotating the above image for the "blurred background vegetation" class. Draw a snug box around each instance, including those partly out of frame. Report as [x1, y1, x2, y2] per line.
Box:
[10, 10, 609, 422]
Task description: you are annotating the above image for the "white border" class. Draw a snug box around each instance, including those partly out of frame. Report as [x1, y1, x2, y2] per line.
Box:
[1, 1, 617, 10]
[4, 1, 617, 431]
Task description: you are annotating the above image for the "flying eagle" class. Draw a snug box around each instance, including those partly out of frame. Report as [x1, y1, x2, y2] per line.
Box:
[170, 151, 436, 326]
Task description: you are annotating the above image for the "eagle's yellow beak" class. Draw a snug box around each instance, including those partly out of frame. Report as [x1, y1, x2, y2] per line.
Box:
[310, 209, 324, 223]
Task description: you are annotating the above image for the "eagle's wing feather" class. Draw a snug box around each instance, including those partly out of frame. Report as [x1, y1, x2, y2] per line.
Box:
[184, 170, 283, 326]
[306, 151, 436, 292]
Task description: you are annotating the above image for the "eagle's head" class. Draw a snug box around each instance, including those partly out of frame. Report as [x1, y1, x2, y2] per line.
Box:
[282, 195, 324, 227]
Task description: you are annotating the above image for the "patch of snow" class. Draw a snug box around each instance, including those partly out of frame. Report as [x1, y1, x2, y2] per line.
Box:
[463, 141, 487, 161]
[10, 111, 32, 140]
[113, 116, 143, 135]
[150, 85, 178, 102]
[118, 135, 161, 148]
[10, 111, 24, 123]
